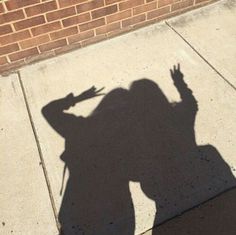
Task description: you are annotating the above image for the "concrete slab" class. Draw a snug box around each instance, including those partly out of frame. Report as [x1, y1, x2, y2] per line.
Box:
[144, 188, 236, 235]
[20, 15, 236, 235]
[0, 74, 58, 235]
[167, 0, 236, 88]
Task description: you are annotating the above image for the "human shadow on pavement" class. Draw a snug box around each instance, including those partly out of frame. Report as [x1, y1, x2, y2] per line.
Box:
[152, 188, 236, 235]
[42, 64, 235, 235]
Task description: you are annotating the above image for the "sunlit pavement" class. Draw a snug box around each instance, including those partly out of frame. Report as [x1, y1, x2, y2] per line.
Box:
[1, 0, 236, 234]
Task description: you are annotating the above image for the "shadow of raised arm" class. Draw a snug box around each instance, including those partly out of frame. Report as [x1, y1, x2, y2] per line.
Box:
[170, 64, 198, 116]
[41, 86, 105, 137]
[42, 93, 78, 137]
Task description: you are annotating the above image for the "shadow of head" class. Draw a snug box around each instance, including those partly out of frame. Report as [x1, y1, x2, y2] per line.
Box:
[42, 71, 236, 235]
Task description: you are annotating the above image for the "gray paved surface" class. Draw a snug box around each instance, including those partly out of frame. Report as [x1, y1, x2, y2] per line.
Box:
[145, 188, 236, 235]
[1, 0, 236, 234]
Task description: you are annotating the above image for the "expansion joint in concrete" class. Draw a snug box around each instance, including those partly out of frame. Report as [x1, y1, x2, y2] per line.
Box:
[165, 21, 236, 91]
[16, 71, 60, 233]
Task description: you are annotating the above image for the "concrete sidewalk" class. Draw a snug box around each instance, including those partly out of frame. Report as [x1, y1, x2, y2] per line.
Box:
[1, 0, 236, 234]
[145, 187, 236, 235]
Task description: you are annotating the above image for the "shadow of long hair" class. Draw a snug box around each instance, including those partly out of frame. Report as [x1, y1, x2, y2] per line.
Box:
[42, 68, 235, 235]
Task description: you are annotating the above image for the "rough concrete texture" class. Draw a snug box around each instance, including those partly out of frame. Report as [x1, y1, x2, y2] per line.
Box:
[19, 0, 236, 233]
[168, 0, 236, 88]
[0, 74, 58, 235]
[144, 188, 236, 235]
[1, 0, 236, 234]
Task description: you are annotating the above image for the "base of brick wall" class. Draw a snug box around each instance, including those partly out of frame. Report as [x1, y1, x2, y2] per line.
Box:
[0, 0, 217, 75]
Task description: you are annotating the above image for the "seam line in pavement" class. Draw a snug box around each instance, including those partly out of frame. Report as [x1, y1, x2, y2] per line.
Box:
[165, 21, 236, 91]
[140, 185, 236, 235]
[17, 71, 60, 233]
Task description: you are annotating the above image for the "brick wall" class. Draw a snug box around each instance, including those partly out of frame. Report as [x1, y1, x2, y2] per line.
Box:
[0, 0, 215, 74]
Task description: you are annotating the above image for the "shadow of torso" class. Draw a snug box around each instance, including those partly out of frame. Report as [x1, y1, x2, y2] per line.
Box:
[59, 104, 137, 235]
[43, 78, 235, 235]
[130, 86, 236, 226]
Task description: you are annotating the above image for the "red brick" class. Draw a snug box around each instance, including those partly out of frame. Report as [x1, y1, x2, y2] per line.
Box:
[171, 0, 194, 11]
[122, 14, 146, 27]
[107, 25, 130, 37]
[0, 3, 5, 13]
[195, 0, 210, 4]
[96, 22, 120, 35]
[68, 30, 94, 44]
[25, 50, 55, 64]
[20, 35, 50, 49]
[92, 5, 118, 19]
[5, 0, 40, 11]
[0, 56, 8, 65]
[76, 0, 104, 13]
[81, 34, 106, 47]
[107, 9, 132, 23]
[147, 6, 170, 19]
[0, 10, 24, 24]
[50, 26, 78, 40]
[55, 42, 82, 55]
[46, 6, 76, 21]
[0, 60, 25, 74]
[0, 25, 13, 36]
[133, 1, 157, 15]
[14, 16, 45, 31]
[25, 1, 57, 17]
[62, 12, 90, 27]
[58, 0, 87, 8]
[9, 47, 39, 61]
[0, 43, 19, 56]
[119, 0, 144, 11]
[158, 0, 174, 7]
[79, 18, 105, 32]
[0, 30, 31, 46]
[31, 21, 61, 36]
[105, 0, 123, 5]
[39, 39, 67, 52]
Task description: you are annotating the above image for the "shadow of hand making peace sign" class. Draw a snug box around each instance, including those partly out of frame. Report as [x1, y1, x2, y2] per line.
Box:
[42, 64, 235, 235]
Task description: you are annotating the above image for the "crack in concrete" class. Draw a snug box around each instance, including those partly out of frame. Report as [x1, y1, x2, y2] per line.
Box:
[165, 21, 236, 91]
[139, 185, 236, 235]
[16, 71, 60, 233]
